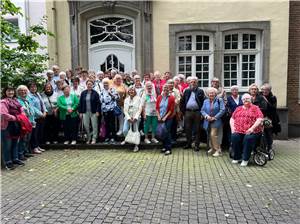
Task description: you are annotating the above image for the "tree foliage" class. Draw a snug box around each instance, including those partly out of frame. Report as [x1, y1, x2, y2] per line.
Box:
[0, 0, 54, 88]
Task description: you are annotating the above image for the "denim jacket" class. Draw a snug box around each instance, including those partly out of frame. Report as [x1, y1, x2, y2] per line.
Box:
[201, 97, 225, 130]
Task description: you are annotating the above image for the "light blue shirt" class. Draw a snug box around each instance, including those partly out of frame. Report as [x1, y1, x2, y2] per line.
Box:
[186, 91, 199, 110]
[159, 96, 169, 118]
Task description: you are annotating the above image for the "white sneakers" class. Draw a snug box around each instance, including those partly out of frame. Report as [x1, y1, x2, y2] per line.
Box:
[232, 160, 249, 167]
[133, 145, 139, 152]
[144, 139, 151, 144]
[212, 151, 222, 157]
[71, 140, 77, 145]
[121, 141, 126, 145]
[240, 160, 249, 167]
[145, 138, 159, 144]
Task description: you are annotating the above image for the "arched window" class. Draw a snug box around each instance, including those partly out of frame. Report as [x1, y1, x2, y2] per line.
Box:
[101, 54, 125, 72]
[89, 17, 134, 45]
[176, 32, 214, 87]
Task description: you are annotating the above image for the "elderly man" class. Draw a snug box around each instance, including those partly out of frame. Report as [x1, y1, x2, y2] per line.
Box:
[180, 76, 205, 151]
[45, 70, 57, 91]
[52, 65, 60, 82]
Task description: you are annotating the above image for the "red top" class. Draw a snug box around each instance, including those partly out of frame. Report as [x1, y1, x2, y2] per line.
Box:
[179, 83, 189, 93]
[232, 104, 263, 134]
[156, 95, 175, 119]
[152, 79, 166, 95]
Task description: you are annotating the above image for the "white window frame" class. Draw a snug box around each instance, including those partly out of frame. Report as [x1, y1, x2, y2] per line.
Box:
[176, 31, 214, 88]
[222, 30, 262, 92]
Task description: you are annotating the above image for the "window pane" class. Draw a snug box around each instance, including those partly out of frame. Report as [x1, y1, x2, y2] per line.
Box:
[203, 56, 209, 63]
[186, 56, 192, 63]
[232, 80, 237, 85]
[250, 34, 256, 41]
[179, 57, 185, 64]
[224, 56, 230, 63]
[196, 43, 202, 50]
[250, 42, 256, 49]
[249, 71, 255, 78]
[186, 43, 192, 50]
[186, 73, 192, 77]
[196, 35, 203, 42]
[196, 64, 202, 71]
[225, 42, 230, 49]
[224, 64, 230, 71]
[186, 65, 192, 71]
[242, 80, 248, 86]
[232, 42, 238, 49]
[242, 63, 248, 70]
[203, 36, 209, 42]
[224, 72, 230, 79]
[203, 43, 209, 50]
[224, 80, 230, 87]
[231, 72, 237, 78]
[232, 34, 238, 41]
[249, 55, 256, 62]
[249, 63, 255, 70]
[225, 35, 231, 41]
[186, 35, 192, 42]
[179, 65, 184, 72]
[203, 80, 209, 87]
[196, 56, 202, 63]
[242, 71, 248, 78]
[242, 55, 248, 61]
[231, 56, 237, 62]
[203, 64, 209, 71]
[203, 73, 209, 79]
[243, 42, 248, 49]
[231, 64, 237, 70]
[243, 34, 249, 41]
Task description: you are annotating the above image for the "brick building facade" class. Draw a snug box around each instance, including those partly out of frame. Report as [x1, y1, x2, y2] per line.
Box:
[287, 1, 300, 137]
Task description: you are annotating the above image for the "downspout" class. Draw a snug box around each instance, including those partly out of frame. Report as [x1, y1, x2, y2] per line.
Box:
[24, 0, 30, 35]
[51, 0, 58, 65]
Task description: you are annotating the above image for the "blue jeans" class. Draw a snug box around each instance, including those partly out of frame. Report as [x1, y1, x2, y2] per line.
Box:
[231, 133, 261, 161]
[162, 119, 173, 151]
[123, 119, 140, 137]
[18, 133, 32, 157]
[1, 129, 18, 165]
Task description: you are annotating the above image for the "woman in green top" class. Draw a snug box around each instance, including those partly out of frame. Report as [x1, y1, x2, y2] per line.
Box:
[57, 85, 79, 144]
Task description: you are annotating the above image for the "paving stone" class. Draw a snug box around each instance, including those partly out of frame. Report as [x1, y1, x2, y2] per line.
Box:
[1, 139, 299, 223]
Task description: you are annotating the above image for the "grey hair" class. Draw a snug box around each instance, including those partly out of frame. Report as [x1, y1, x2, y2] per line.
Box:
[46, 70, 54, 76]
[230, 85, 239, 91]
[189, 76, 198, 82]
[261, 83, 272, 91]
[211, 77, 220, 82]
[242, 93, 252, 101]
[16, 85, 29, 96]
[248, 83, 259, 92]
[206, 87, 218, 95]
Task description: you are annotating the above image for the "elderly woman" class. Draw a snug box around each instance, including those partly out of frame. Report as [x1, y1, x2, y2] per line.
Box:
[141, 81, 158, 144]
[1, 87, 25, 169]
[133, 75, 144, 97]
[167, 79, 181, 143]
[28, 82, 47, 152]
[152, 71, 165, 96]
[201, 87, 225, 157]
[79, 80, 101, 144]
[59, 72, 68, 85]
[71, 77, 84, 98]
[17, 85, 43, 155]
[65, 69, 74, 86]
[57, 85, 79, 145]
[121, 86, 143, 152]
[156, 84, 176, 155]
[112, 74, 127, 136]
[230, 93, 264, 166]
[99, 78, 120, 143]
[249, 83, 267, 115]
[261, 83, 280, 151]
[40, 83, 59, 144]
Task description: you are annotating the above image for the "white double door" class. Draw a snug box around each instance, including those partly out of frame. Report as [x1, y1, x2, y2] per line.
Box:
[89, 45, 135, 73]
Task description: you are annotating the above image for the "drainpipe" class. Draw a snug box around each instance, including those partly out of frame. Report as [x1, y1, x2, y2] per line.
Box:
[24, 0, 30, 35]
[51, 0, 58, 65]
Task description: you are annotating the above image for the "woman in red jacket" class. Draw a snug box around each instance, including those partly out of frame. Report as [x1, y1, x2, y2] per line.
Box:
[156, 84, 175, 155]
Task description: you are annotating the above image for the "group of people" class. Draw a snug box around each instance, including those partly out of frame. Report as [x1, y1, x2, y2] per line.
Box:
[1, 65, 281, 170]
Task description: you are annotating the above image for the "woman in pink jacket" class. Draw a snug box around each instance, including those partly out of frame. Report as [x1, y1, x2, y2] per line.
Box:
[1, 87, 24, 170]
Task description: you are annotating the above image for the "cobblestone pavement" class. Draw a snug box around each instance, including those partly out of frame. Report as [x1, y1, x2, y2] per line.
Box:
[1, 139, 300, 224]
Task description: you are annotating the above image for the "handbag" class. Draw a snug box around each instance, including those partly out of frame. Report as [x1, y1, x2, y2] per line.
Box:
[125, 123, 140, 145]
[113, 105, 122, 116]
[263, 117, 273, 128]
[156, 123, 168, 141]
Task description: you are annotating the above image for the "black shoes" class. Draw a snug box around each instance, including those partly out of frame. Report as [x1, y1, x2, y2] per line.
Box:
[5, 163, 15, 170]
[13, 160, 25, 166]
[24, 153, 34, 158]
[194, 147, 200, 152]
[164, 150, 172, 155]
[183, 144, 192, 149]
